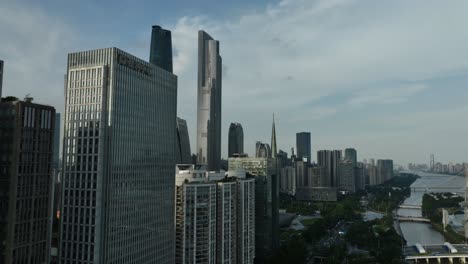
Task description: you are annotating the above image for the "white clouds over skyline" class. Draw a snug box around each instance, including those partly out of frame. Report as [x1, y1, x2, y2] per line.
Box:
[1, 0, 467, 165]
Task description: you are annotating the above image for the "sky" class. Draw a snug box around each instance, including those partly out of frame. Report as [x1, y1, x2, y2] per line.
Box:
[1, 0, 467, 166]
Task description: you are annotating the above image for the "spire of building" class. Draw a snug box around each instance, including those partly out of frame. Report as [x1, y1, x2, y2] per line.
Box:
[271, 113, 277, 158]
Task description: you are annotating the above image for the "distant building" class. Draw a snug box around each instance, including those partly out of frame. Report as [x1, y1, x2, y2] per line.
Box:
[338, 160, 356, 193]
[368, 159, 378, 186]
[271, 115, 277, 158]
[0, 60, 3, 97]
[296, 132, 311, 163]
[331, 150, 342, 187]
[255, 141, 271, 158]
[377, 159, 394, 183]
[176, 117, 192, 164]
[354, 163, 365, 191]
[296, 187, 338, 202]
[197, 30, 222, 171]
[345, 148, 357, 166]
[308, 166, 326, 187]
[149, 25, 173, 72]
[0, 99, 56, 263]
[60, 48, 177, 263]
[295, 160, 309, 187]
[317, 150, 332, 186]
[228, 122, 244, 157]
[228, 157, 279, 260]
[279, 166, 296, 195]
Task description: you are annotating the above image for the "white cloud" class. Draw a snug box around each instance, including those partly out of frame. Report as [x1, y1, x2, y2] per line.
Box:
[171, 0, 468, 158]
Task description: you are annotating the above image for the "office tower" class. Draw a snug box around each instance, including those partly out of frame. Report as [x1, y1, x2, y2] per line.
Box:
[377, 159, 394, 183]
[331, 150, 342, 187]
[255, 141, 271, 158]
[276, 150, 289, 168]
[354, 163, 365, 191]
[53, 113, 61, 169]
[0, 60, 3, 97]
[296, 132, 311, 163]
[317, 150, 332, 186]
[279, 166, 296, 195]
[60, 48, 177, 263]
[149, 25, 173, 72]
[338, 160, 356, 193]
[228, 122, 244, 157]
[271, 114, 277, 158]
[197, 30, 222, 171]
[344, 148, 357, 167]
[176, 117, 192, 164]
[0, 99, 55, 264]
[228, 157, 279, 260]
[175, 165, 255, 264]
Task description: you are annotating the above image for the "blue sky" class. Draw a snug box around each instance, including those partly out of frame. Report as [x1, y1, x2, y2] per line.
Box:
[1, 0, 468, 165]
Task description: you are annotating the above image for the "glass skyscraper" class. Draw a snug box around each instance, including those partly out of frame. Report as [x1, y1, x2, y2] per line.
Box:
[60, 48, 177, 263]
[296, 132, 311, 163]
[228, 122, 244, 157]
[149, 25, 173, 73]
[196, 30, 222, 171]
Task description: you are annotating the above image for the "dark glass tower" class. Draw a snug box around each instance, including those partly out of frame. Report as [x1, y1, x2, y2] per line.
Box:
[296, 132, 311, 163]
[0, 60, 3, 98]
[228, 122, 243, 157]
[149, 25, 173, 73]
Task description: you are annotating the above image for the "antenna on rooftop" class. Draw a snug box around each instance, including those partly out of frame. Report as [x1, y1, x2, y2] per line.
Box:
[24, 93, 33, 103]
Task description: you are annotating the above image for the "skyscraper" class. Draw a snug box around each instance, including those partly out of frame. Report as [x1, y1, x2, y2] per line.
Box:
[345, 148, 357, 166]
[0, 60, 3, 98]
[53, 113, 61, 169]
[60, 48, 177, 263]
[149, 25, 173, 72]
[174, 165, 255, 264]
[331, 150, 342, 187]
[271, 114, 277, 158]
[296, 132, 311, 163]
[197, 30, 222, 171]
[317, 150, 332, 186]
[0, 98, 55, 264]
[338, 160, 355, 193]
[176, 117, 192, 164]
[228, 157, 278, 261]
[228, 122, 244, 157]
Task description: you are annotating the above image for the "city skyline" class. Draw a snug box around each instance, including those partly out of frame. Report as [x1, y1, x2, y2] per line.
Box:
[1, 0, 468, 165]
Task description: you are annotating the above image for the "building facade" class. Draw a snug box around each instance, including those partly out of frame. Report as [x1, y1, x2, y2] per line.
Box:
[196, 31, 222, 171]
[296, 132, 311, 163]
[176, 117, 192, 164]
[279, 166, 296, 195]
[0, 99, 55, 264]
[175, 165, 255, 264]
[344, 148, 357, 167]
[228, 122, 244, 157]
[60, 48, 177, 263]
[149, 25, 173, 73]
[338, 160, 355, 193]
[228, 157, 278, 261]
[317, 150, 332, 187]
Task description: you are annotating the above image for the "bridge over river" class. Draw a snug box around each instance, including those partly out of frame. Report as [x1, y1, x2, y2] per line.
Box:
[396, 215, 431, 223]
[404, 243, 468, 263]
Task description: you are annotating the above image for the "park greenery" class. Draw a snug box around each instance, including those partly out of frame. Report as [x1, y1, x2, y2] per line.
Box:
[273, 173, 419, 263]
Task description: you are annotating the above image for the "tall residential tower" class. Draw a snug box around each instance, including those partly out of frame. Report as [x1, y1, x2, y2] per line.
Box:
[196, 31, 222, 171]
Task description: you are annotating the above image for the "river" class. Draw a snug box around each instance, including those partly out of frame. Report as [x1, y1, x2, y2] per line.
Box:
[397, 171, 465, 245]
